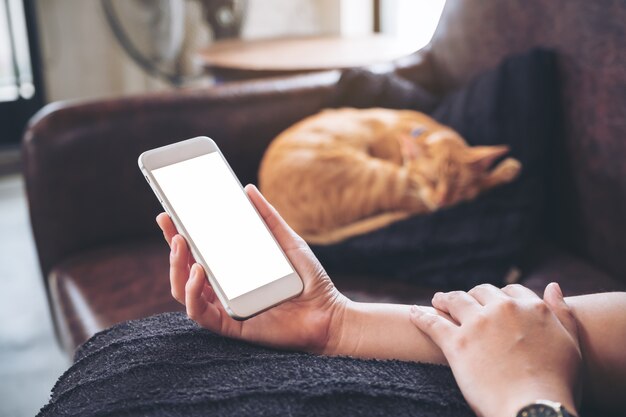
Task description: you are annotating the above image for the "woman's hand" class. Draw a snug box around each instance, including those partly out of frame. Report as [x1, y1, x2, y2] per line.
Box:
[156, 184, 348, 354]
[410, 283, 581, 417]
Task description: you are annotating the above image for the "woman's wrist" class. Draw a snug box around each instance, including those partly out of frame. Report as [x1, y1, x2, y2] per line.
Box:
[320, 298, 356, 357]
[321, 300, 447, 363]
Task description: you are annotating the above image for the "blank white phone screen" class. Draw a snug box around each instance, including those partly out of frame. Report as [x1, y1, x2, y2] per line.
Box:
[152, 152, 294, 300]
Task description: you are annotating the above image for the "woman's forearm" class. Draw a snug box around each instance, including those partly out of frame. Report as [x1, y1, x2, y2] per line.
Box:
[324, 292, 626, 397]
[324, 300, 447, 364]
[567, 292, 626, 413]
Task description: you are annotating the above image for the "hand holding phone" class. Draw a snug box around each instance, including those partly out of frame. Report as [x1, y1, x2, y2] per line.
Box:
[157, 184, 347, 354]
[140, 137, 304, 318]
[141, 137, 348, 352]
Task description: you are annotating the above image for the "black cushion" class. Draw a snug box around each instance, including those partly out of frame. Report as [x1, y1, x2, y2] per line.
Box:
[312, 49, 560, 289]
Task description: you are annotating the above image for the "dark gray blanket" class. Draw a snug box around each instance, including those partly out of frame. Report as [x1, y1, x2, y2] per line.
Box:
[37, 312, 473, 417]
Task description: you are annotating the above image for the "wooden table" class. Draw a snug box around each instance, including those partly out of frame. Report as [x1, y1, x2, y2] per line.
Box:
[198, 35, 419, 82]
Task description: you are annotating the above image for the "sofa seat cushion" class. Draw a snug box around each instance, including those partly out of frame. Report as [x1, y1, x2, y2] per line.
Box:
[48, 241, 625, 355]
[48, 240, 442, 353]
[521, 242, 626, 297]
[335, 243, 626, 305]
[49, 241, 184, 354]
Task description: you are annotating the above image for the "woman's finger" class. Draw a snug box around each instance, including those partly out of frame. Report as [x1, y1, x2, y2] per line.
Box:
[467, 283, 508, 305]
[186, 247, 196, 269]
[156, 213, 177, 246]
[432, 291, 481, 324]
[202, 281, 217, 303]
[185, 264, 222, 332]
[245, 184, 306, 252]
[543, 282, 578, 340]
[501, 283, 539, 300]
[409, 305, 456, 348]
[170, 235, 190, 304]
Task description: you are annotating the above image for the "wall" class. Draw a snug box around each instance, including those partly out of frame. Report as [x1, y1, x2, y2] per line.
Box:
[36, 0, 169, 103]
[36, 0, 373, 103]
[243, 0, 337, 39]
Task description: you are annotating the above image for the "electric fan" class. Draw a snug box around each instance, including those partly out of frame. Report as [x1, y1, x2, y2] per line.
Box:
[101, 0, 247, 86]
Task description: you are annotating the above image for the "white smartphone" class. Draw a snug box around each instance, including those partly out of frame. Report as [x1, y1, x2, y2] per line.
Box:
[138, 136, 303, 319]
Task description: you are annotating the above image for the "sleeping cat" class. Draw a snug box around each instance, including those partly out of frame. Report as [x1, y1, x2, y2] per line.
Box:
[259, 108, 521, 245]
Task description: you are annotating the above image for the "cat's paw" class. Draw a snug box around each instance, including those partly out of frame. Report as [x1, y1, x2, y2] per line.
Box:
[495, 158, 522, 182]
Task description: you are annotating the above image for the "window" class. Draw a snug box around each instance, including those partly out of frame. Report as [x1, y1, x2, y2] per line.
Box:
[379, 0, 446, 50]
[0, 0, 42, 146]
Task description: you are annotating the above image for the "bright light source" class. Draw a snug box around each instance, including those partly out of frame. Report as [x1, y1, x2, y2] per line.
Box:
[380, 0, 446, 50]
[0, 0, 35, 103]
[0, 85, 19, 102]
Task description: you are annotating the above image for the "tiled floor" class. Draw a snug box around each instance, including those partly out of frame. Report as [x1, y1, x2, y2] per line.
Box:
[0, 174, 70, 417]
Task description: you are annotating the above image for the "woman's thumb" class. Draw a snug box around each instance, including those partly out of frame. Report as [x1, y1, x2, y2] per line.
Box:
[543, 282, 578, 339]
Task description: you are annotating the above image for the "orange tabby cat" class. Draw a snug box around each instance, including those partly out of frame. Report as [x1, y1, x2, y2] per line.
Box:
[259, 108, 521, 245]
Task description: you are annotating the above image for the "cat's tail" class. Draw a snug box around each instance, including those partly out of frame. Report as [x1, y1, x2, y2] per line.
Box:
[300, 211, 412, 245]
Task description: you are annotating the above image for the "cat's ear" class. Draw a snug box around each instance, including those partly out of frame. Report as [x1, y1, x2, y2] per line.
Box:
[467, 145, 510, 170]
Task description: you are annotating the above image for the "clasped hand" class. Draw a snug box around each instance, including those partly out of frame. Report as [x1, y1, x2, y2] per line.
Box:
[410, 283, 581, 417]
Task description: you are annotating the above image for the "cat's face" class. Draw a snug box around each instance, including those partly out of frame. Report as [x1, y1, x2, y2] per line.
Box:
[404, 130, 515, 210]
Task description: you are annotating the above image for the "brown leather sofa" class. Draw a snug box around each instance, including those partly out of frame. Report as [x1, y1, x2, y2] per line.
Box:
[23, 0, 626, 358]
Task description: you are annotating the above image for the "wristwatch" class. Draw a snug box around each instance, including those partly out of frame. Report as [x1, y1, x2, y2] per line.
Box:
[516, 400, 577, 417]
